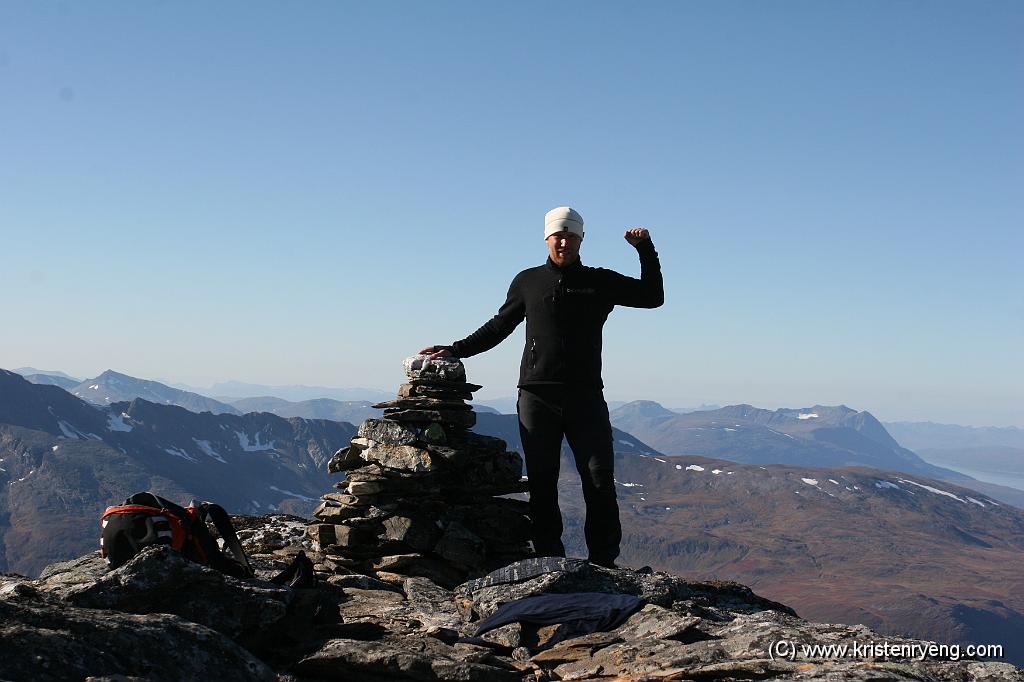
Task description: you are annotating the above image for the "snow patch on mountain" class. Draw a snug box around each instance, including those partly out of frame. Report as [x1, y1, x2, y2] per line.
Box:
[9, 469, 35, 485]
[269, 485, 315, 502]
[164, 446, 197, 463]
[875, 480, 904, 492]
[896, 478, 968, 504]
[193, 439, 226, 464]
[58, 420, 82, 439]
[107, 413, 133, 432]
[236, 431, 275, 452]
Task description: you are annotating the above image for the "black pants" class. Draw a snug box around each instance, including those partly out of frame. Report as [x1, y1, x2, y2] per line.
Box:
[517, 385, 621, 566]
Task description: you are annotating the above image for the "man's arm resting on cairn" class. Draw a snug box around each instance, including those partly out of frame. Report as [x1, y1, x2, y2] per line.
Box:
[419, 345, 454, 359]
[419, 277, 526, 360]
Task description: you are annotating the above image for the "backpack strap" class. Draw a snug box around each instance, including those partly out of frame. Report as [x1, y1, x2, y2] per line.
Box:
[102, 504, 163, 519]
[196, 502, 254, 578]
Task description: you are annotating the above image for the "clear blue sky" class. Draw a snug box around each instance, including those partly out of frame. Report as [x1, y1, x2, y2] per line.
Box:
[1, 1, 1021, 426]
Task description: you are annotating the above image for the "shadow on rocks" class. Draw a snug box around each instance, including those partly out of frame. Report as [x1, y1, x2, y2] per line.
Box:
[35, 545, 345, 663]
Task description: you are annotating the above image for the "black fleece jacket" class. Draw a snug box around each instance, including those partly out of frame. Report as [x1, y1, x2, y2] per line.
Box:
[451, 238, 664, 389]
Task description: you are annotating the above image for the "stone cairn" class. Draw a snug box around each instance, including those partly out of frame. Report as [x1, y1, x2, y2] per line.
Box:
[306, 355, 532, 588]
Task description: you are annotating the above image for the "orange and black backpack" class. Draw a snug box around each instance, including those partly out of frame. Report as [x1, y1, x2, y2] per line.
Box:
[100, 492, 254, 579]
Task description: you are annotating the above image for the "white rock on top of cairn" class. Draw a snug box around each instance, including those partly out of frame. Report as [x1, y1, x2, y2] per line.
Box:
[402, 355, 467, 383]
[307, 355, 532, 588]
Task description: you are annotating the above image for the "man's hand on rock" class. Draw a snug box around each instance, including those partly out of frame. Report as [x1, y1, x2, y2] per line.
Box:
[624, 227, 651, 246]
[417, 345, 453, 360]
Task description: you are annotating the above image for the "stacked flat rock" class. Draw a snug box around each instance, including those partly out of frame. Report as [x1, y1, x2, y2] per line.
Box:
[307, 355, 532, 588]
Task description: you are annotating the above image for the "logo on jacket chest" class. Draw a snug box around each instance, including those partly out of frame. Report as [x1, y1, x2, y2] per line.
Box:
[564, 287, 596, 295]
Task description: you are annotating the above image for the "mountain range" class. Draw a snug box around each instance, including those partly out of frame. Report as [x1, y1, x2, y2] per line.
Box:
[18, 373, 80, 390]
[18, 369, 505, 428]
[12, 367, 79, 381]
[201, 380, 392, 403]
[17, 369, 402, 422]
[12, 367, 1023, 508]
[63, 369, 241, 415]
[0, 369, 355, 576]
[225, 396, 381, 424]
[472, 396, 722, 415]
[884, 421, 1024, 451]
[609, 400, 1024, 507]
[883, 421, 1024, 489]
[610, 401, 941, 472]
[472, 411, 659, 458]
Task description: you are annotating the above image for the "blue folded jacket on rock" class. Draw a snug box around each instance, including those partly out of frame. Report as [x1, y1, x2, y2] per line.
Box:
[472, 592, 642, 648]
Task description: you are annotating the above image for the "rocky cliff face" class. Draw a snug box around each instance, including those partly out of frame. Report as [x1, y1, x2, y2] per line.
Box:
[1, 516, 1020, 682]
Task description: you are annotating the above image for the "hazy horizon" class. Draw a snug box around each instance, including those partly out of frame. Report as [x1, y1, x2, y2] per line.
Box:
[2, 2, 1020, 428]
[4, 361, 1021, 429]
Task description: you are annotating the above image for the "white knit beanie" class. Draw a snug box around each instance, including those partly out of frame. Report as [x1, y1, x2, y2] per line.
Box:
[544, 206, 584, 239]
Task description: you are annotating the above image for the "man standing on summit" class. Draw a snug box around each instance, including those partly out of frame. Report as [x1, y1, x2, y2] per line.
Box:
[420, 207, 663, 568]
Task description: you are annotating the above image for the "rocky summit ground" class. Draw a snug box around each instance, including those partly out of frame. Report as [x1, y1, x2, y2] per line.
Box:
[0, 514, 1020, 682]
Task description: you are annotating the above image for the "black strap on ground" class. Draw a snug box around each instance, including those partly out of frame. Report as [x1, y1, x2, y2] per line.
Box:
[271, 551, 317, 588]
[199, 502, 254, 578]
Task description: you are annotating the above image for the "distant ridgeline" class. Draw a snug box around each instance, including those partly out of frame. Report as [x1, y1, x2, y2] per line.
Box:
[608, 400, 1024, 508]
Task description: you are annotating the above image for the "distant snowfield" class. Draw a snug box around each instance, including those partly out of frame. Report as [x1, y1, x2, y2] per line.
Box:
[107, 413, 133, 432]
[193, 438, 226, 464]
[874, 477, 996, 509]
[767, 428, 797, 440]
[58, 420, 81, 439]
[236, 431, 275, 452]
[164, 446, 197, 463]
[269, 485, 315, 502]
[897, 478, 966, 504]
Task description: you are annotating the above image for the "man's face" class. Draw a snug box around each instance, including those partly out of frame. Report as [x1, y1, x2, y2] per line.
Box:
[546, 231, 583, 267]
